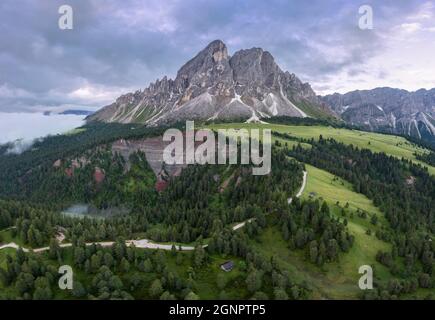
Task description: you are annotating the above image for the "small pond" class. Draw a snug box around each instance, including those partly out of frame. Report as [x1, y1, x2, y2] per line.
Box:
[62, 204, 129, 219]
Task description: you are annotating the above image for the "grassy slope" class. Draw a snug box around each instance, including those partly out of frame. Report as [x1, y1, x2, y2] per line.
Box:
[0, 162, 425, 300]
[1, 122, 431, 299]
[292, 100, 336, 121]
[302, 164, 392, 295]
[207, 123, 435, 175]
[64, 128, 87, 136]
[45, 249, 247, 300]
[211, 122, 400, 298]
[206, 122, 434, 298]
[0, 229, 26, 247]
[167, 254, 248, 300]
[250, 163, 392, 299]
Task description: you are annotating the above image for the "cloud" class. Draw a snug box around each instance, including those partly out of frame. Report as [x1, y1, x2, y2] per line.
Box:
[406, 1, 433, 20]
[399, 22, 422, 33]
[0, 0, 434, 106]
[4, 139, 39, 155]
[0, 84, 34, 99]
[0, 112, 85, 150]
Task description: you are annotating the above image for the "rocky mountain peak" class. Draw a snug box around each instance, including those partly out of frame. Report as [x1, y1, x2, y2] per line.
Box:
[88, 40, 334, 125]
[175, 40, 230, 82]
[230, 48, 281, 88]
[208, 39, 229, 62]
[174, 40, 232, 101]
[322, 87, 435, 142]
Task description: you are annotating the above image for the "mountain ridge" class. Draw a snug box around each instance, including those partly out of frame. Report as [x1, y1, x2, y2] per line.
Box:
[87, 40, 335, 124]
[321, 87, 435, 141]
[87, 40, 435, 143]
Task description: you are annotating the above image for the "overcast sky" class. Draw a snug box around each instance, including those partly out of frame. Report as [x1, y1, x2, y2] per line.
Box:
[1, 0, 434, 114]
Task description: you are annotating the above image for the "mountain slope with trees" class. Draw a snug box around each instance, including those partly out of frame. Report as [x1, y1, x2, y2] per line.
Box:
[0, 121, 433, 300]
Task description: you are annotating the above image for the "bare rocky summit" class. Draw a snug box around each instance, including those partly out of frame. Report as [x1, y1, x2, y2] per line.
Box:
[88, 40, 434, 143]
[322, 88, 435, 141]
[88, 40, 333, 125]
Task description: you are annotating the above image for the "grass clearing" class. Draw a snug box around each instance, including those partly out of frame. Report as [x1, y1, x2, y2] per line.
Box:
[207, 123, 435, 175]
[302, 164, 392, 286]
[249, 162, 393, 299]
[64, 128, 87, 136]
[0, 229, 26, 247]
[303, 164, 381, 216]
[6, 247, 248, 300]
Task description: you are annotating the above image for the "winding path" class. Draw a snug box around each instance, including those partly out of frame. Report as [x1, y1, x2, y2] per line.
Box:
[288, 170, 307, 204]
[0, 239, 198, 253]
[225, 170, 307, 230]
[0, 171, 308, 254]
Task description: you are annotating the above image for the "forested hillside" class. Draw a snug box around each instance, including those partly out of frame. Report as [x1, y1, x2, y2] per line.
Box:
[0, 121, 434, 300]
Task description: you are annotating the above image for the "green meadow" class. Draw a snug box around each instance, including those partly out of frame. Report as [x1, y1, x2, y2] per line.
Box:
[250, 163, 392, 299]
[207, 123, 435, 175]
[1, 122, 432, 300]
[205, 122, 430, 298]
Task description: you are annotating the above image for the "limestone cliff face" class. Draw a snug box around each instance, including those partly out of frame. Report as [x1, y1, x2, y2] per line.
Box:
[88, 40, 333, 125]
[322, 88, 435, 141]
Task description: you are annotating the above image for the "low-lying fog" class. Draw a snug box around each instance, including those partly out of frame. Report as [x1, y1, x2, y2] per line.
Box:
[0, 112, 85, 153]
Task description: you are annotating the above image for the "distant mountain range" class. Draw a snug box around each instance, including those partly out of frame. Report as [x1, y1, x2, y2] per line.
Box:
[87, 40, 334, 125]
[321, 88, 435, 142]
[60, 110, 94, 116]
[44, 110, 94, 116]
[87, 40, 435, 142]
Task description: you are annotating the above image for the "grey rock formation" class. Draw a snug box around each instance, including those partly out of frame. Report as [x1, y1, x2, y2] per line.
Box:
[322, 88, 435, 141]
[88, 40, 333, 125]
